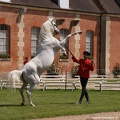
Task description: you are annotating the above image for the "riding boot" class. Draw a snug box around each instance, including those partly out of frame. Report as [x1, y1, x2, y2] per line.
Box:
[79, 88, 85, 103]
[85, 89, 90, 103]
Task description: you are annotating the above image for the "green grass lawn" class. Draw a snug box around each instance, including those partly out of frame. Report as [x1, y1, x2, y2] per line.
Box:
[0, 89, 120, 120]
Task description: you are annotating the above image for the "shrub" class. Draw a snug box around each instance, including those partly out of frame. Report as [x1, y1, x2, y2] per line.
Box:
[113, 63, 120, 77]
[0, 53, 10, 58]
[47, 62, 60, 75]
[71, 66, 78, 78]
[60, 54, 68, 59]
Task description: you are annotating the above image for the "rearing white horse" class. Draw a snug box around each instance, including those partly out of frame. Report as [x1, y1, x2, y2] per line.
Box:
[8, 18, 82, 106]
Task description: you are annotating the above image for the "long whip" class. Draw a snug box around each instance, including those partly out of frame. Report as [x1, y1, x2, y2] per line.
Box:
[64, 45, 74, 56]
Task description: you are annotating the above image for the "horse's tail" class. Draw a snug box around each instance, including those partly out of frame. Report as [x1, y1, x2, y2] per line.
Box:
[7, 70, 22, 89]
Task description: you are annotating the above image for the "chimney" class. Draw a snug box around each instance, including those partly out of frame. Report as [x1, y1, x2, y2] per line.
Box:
[0, 0, 11, 2]
[58, 0, 69, 9]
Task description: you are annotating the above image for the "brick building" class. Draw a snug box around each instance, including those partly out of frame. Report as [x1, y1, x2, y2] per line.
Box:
[0, 0, 120, 75]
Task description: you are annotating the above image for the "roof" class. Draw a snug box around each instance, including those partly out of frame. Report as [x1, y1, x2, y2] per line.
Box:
[99, 0, 120, 14]
[11, 0, 59, 9]
[114, 0, 120, 7]
[69, 0, 101, 13]
[0, 0, 120, 14]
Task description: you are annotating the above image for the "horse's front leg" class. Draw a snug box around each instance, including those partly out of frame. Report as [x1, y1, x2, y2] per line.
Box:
[60, 31, 82, 46]
[69, 31, 82, 37]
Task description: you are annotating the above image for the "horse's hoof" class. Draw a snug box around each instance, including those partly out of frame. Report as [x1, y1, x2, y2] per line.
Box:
[30, 103, 35, 106]
[79, 31, 82, 34]
[21, 103, 25, 106]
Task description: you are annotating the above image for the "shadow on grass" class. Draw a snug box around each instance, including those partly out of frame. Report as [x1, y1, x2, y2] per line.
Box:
[50, 102, 75, 105]
[0, 104, 26, 107]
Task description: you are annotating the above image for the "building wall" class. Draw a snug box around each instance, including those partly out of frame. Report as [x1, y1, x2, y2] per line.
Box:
[79, 14, 100, 74]
[22, 10, 48, 69]
[53, 11, 77, 73]
[0, 6, 19, 73]
[0, 5, 100, 75]
[110, 16, 120, 73]
[0, 6, 49, 73]
[53, 12, 100, 74]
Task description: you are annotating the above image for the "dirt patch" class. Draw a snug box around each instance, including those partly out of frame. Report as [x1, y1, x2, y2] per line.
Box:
[33, 112, 120, 120]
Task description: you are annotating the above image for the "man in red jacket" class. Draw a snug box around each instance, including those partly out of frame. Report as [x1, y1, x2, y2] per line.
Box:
[72, 51, 94, 104]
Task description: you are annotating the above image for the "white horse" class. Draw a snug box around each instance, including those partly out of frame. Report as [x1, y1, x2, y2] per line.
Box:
[8, 18, 82, 106]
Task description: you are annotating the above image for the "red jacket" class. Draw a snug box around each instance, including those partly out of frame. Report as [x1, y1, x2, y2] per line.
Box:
[72, 56, 94, 78]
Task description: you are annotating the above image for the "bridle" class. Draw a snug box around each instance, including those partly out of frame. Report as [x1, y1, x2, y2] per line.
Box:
[50, 20, 59, 34]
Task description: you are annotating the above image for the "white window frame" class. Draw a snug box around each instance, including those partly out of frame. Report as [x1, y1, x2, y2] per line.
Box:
[31, 27, 40, 56]
[86, 30, 93, 55]
[0, 24, 9, 54]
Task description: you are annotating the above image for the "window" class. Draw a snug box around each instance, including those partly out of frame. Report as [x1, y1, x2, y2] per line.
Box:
[60, 29, 69, 59]
[31, 27, 40, 56]
[86, 30, 93, 55]
[0, 24, 10, 56]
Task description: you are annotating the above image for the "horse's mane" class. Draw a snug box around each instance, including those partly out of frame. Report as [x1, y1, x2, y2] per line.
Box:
[39, 20, 53, 40]
[36, 19, 56, 54]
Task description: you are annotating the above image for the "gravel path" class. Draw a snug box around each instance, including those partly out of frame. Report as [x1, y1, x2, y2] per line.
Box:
[33, 112, 120, 120]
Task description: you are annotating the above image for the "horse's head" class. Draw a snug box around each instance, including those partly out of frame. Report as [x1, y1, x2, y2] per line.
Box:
[49, 18, 59, 35]
[40, 18, 59, 38]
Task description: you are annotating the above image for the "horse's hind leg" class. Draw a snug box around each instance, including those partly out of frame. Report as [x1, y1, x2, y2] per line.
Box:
[27, 84, 36, 106]
[19, 81, 28, 106]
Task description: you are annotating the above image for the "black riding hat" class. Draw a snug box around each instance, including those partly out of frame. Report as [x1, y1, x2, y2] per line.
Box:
[83, 51, 91, 56]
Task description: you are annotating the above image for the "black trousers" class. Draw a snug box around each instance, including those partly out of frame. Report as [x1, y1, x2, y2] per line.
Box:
[79, 77, 89, 102]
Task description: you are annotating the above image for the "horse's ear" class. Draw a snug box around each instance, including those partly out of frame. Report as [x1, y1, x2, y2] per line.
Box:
[48, 17, 54, 22]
